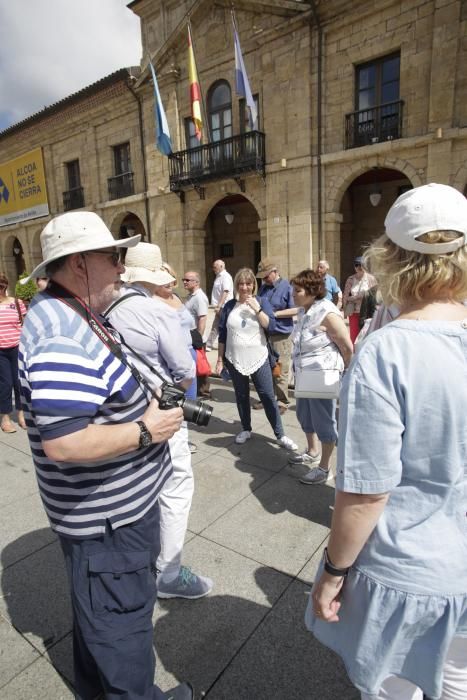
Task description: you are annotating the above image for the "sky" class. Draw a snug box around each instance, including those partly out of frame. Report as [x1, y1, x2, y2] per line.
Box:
[0, 0, 142, 132]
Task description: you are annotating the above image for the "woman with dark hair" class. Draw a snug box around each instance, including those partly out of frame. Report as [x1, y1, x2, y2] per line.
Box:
[0, 273, 27, 432]
[289, 269, 353, 484]
[342, 257, 377, 344]
[308, 184, 467, 700]
[216, 268, 297, 449]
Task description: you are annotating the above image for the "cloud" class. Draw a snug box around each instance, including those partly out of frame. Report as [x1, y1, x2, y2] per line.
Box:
[0, 0, 142, 130]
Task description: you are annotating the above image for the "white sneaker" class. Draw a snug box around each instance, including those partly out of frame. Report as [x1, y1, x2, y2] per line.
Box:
[235, 430, 251, 444]
[288, 451, 321, 465]
[278, 435, 298, 451]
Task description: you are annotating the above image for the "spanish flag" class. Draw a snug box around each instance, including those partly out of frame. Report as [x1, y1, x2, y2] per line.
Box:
[188, 25, 202, 141]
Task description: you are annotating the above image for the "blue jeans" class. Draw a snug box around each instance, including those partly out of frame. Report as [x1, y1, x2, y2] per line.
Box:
[59, 503, 166, 700]
[0, 345, 21, 414]
[225, 357, 284, 439]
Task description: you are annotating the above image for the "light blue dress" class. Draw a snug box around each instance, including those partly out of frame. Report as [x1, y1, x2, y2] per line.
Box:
[306, 319, 467, 699]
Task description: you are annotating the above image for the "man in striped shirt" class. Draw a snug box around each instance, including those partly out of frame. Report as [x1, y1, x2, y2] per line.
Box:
[18, 212, 193, 700]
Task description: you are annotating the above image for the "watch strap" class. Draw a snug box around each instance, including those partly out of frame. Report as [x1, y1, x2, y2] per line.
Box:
[136, 420, 152, 449]
[324, 547, 350, 577]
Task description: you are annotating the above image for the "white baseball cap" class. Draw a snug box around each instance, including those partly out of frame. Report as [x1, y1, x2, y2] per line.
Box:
[23, 211, 141, 282]
[121, 242, 176, 286]
[384, 183, 467, 254]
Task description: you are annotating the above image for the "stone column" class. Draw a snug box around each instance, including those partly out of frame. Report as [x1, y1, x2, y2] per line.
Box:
[324, 211, 344, 276]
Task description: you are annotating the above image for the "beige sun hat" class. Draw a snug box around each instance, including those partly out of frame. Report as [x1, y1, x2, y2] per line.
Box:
[121, 242, 176, 286]
[22, 211, 140, 282]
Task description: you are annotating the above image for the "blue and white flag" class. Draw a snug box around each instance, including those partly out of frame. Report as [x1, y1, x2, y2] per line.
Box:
[148, 61, 172, 156]
[233, 24, 258, 130]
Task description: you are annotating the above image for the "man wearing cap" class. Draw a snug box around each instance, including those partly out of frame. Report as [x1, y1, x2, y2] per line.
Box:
[316, 260, 342, 309]
[18, 212, 193, 700]
[183, 271, 211, 397]
[255, 259, 295, 414]
[206, 259, 233, 350]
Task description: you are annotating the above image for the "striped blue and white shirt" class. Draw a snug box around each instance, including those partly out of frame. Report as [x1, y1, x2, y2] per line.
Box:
[18, 291, 172, 539]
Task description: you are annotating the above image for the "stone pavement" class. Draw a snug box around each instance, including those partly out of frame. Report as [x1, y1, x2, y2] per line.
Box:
[0, 371, 358, 700]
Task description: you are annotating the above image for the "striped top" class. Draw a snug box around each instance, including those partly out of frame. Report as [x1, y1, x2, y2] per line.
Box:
[0, 299, 26, 348]
[18, 291, 172, 539]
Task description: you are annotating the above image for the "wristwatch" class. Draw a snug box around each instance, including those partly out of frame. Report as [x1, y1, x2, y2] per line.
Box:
[323, 547, 350, 577]
[136, 420, 152, 449]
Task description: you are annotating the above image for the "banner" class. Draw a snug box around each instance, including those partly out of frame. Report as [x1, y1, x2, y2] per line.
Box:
[0, 147, 49, 227]
[148, 61, 172, 156]
[188, 24, 202, 141]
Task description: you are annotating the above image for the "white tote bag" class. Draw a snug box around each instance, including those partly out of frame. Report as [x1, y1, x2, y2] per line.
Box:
[294, 365, 341, 399]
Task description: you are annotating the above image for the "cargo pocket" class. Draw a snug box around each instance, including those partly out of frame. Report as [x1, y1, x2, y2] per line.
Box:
[88, 550, 153, 615]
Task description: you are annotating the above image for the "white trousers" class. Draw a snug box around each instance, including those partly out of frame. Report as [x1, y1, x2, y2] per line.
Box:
[156, 422, 194, 581]
[360, 637, 467, 700]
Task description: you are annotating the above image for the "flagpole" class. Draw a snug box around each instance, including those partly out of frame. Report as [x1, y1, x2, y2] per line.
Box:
[188, 19, 212, 144]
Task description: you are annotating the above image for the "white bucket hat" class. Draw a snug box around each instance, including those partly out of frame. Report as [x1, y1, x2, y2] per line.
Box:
[121, 242, 176, 286]
[385, 183, 467, 254]
[23, 211, 141, 282]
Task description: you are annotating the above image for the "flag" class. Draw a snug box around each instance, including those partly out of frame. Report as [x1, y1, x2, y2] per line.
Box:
[233, 23, 258, 130]
[188, 25, 202, 141]
[148, 61, 172, 156]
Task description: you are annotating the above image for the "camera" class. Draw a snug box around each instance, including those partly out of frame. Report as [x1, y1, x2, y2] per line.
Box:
[158, 383, 212, 427]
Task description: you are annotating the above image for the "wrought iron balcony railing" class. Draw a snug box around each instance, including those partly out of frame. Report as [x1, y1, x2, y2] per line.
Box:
[107, 172, 135, 200]
[63, 186, 85, 211]
[169, 131, 265, 192]
[345, 100, 404, 149]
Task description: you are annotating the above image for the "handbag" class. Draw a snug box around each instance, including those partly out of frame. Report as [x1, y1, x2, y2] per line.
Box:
[195, 347, 211, 376]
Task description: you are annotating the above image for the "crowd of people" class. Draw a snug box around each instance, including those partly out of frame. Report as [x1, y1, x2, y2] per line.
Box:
[0, 182, 464, 699]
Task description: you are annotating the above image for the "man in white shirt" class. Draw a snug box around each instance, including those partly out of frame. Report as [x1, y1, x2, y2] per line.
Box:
[183, 271, 211, 397]
[206, 259, 233, 350]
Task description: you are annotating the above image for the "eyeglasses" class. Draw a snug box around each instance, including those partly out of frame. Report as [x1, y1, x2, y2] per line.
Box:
[83, 249, 122, 266]
[354, 263, 362, 268]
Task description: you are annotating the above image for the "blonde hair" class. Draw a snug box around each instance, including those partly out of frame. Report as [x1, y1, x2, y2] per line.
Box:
[161, 261, 178, 287]
[364, 231, 467, 306]
[234, 267, 258, 297]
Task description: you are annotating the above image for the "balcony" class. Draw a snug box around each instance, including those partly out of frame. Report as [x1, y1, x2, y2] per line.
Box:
[63, 186, 84, 211]
[345, 100, 404, 149]
[107, 172, 134, 200]
[168, 131, 266, 194]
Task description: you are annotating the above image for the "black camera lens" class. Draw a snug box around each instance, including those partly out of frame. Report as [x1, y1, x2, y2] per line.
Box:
[181, 398, 212, 427]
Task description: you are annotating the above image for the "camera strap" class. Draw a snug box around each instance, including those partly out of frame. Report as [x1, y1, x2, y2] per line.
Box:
[45, 282, 167, 399]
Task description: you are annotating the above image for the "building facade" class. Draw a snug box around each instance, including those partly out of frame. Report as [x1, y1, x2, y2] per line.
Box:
[0, 0, 466, 291]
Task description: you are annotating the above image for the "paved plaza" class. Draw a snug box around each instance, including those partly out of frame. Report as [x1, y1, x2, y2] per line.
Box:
[0, 365, 357, 700]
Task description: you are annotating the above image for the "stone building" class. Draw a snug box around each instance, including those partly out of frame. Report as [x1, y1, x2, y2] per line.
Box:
[0, 0, 466, 291]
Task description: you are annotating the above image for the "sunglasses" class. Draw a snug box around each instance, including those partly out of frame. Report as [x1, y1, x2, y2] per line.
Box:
[354, 263, 362, 268]
[83, 249, 122, 266]
[0, 284, 7, 290]
[182, 278, 196, 282]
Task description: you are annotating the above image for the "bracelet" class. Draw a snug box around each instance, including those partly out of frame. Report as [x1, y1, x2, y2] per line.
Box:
[323, 547, 350, 578]
[255, 306, 263, 314]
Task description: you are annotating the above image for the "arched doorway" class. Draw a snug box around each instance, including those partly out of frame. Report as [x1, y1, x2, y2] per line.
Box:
[339, 167, 412, 283]
[12, 237, 26, 278]
[204, 195, 260, 291]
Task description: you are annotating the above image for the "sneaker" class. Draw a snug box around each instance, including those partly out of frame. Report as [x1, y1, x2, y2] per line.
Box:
[235, 430, 251, 444]
[188, 441, 197, 454]
[299, 467, 330, 485]
[288, 451, 321, 465]
[157, 566, 213, 599]
[277, 435, 298, 450]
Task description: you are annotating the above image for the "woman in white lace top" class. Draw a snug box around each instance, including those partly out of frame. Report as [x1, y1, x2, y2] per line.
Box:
[216, 268, 297, 450]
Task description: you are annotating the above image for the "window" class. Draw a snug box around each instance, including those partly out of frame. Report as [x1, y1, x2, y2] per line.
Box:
[356, 53, 400, 110]
[208, 81, 232, 142]
[185, 118, 201, 150]
[113, 142, 131, 175]
[66, 160, 81, 190]
[239, 95, 260, 132]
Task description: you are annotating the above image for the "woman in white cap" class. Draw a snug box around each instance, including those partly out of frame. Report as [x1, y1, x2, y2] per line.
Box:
[106, 242, 213, 600]
[307, 184, 467, 700]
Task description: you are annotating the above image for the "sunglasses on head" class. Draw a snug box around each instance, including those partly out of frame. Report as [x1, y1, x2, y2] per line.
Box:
[83, 249, 122, 266]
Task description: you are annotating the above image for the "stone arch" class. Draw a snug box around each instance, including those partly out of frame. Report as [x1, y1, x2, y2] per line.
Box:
[326, 156, 423, 216]
[106, 207, 147, 240]
[186, 189, 265, 231]
[452, 163, 467, 193]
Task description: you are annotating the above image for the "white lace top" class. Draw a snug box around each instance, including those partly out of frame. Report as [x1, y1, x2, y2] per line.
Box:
[225, 302, 268, 375]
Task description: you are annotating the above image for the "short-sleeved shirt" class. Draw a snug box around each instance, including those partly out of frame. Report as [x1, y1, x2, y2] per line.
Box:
[0, 299, 27, 348]
[258, 278, 294, 335]
[211, 269, 233, 307]
[18, 290, 172, 539]
[322, 274, 341, 302]
[184, 287, 209, 338]
[106, 284, 195, 389]
[337, 319, 467, 596]
[292, 299, 343, 371]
